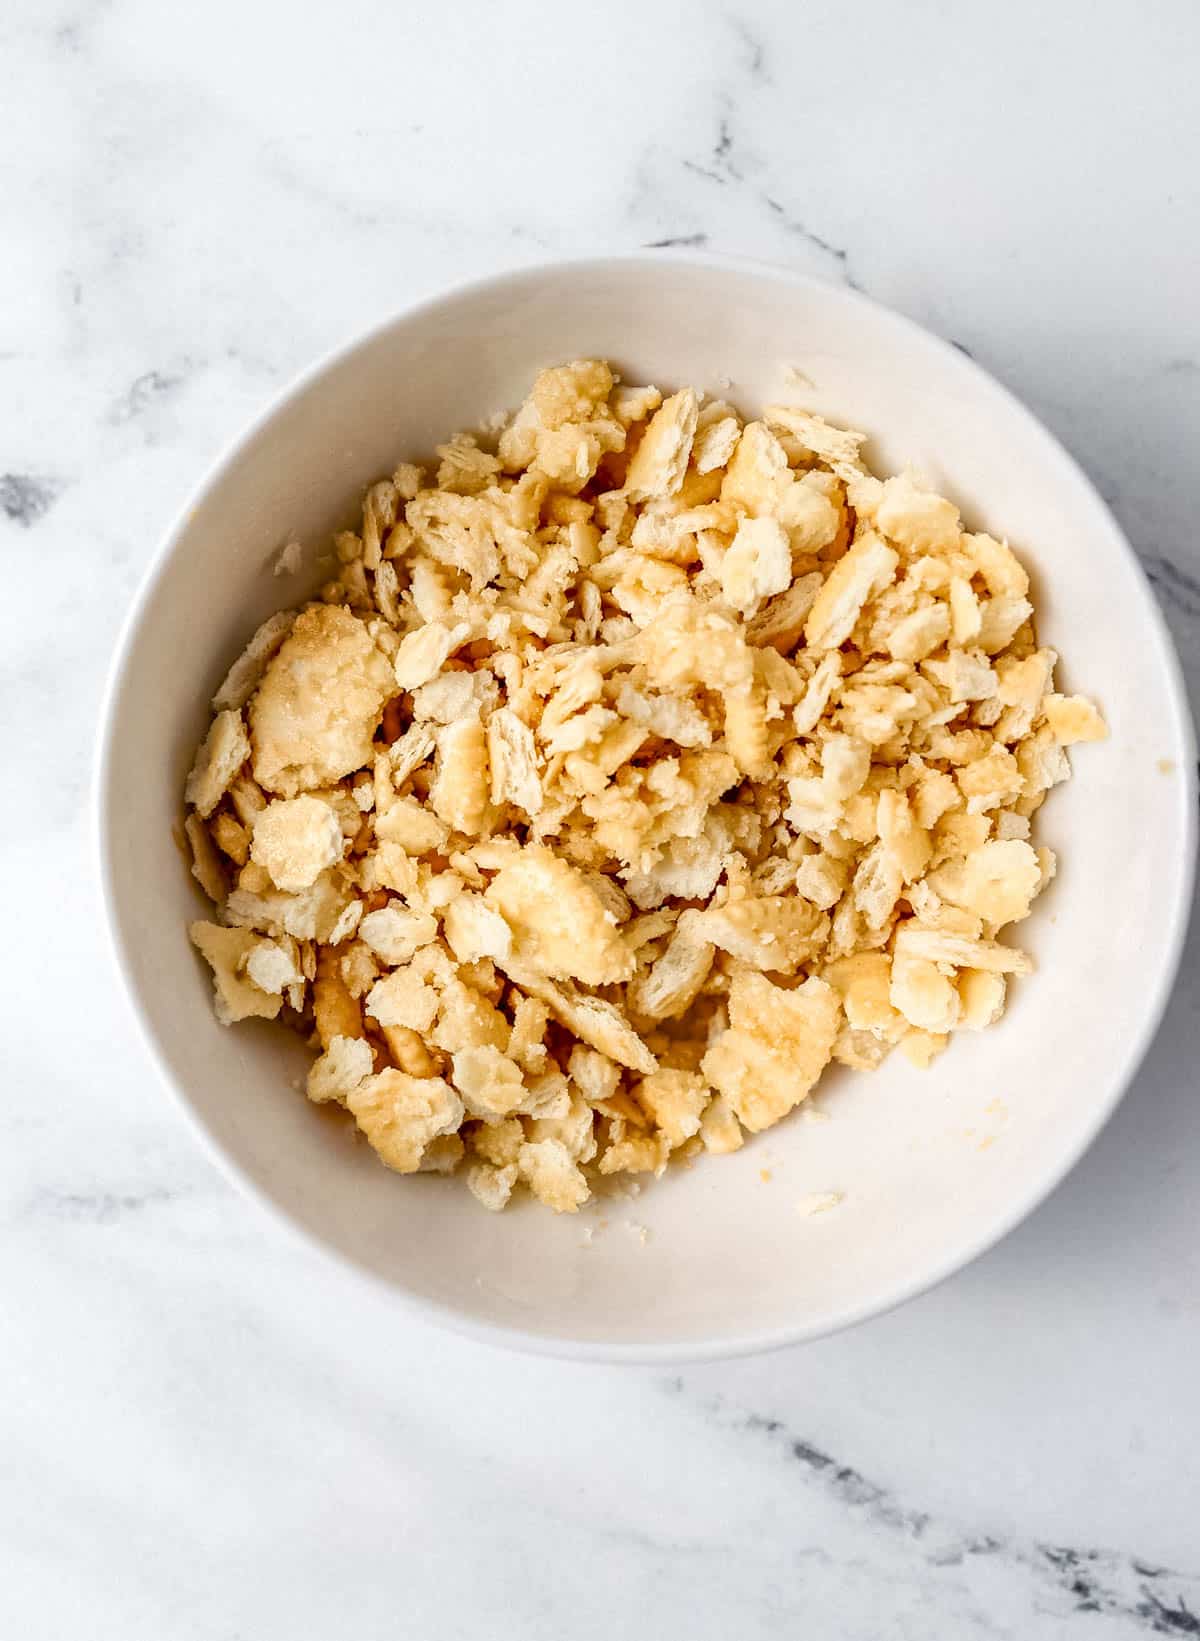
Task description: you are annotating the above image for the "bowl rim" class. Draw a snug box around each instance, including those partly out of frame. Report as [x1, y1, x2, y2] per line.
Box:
[94, 248, 1199, 1364]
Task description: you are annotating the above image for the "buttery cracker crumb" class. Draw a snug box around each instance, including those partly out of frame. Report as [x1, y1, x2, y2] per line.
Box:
[181, 359, 1105, 1211]
[797, 1191, 844, 1217]
[273, 539, 303, 576]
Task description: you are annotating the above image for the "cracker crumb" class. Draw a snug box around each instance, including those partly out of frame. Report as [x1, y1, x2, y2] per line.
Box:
[274, 538, 303, 576]
[797, 1191, 844, 1217]
[180, 360, 1105, 1211]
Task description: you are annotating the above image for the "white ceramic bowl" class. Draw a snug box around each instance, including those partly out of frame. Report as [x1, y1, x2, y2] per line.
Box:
[97, 253, 1196, 1361]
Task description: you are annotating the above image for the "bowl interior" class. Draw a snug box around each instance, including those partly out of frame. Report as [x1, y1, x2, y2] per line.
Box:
[99, 257, 1195, 1357]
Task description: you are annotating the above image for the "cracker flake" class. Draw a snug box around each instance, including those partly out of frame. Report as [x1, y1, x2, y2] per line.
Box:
[625, 389, 700, 500]
[250, 795, 344, 892]
[701, 973, 839, 1134]
[185, 709, 250, 818]
[347, 1071, 464, 1173]
[485, 847, 633, 986]
[251, 606, 393, 795]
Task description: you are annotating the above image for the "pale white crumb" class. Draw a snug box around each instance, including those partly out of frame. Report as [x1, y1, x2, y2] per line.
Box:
[273, 539, 303, 576]
[797, 1191, 844, 1217]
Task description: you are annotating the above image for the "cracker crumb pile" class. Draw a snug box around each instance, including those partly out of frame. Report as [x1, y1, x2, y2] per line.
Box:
[184, 361, 1106, 1213]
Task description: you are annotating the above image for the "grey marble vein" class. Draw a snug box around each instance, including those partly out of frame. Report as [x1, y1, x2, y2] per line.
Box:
[1, 473, 64, 526]
[1144, 555, 1200, 621]
[107, 367, 190, 426]
[634, 17, 865, 289]
[761, 194, 862, 289]
[23, 1185, 181, 1226]
[673, 1389, 1200, 1635]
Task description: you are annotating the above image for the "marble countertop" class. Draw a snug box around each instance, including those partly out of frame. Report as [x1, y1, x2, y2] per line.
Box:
[4, 1, 1199, 1635]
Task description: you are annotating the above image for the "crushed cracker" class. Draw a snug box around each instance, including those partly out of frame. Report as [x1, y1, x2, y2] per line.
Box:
[182, 360, 1105, 1211]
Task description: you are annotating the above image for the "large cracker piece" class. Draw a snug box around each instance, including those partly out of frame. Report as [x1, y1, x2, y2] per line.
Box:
[185, 709, 250, 818]
[804, 530, 899, 651]
[624, 389, 700, 500]
[485, 845, 634, 986]
[701, 971, 840, 1133]
[251, 605, 394, 795]
[346, 1071, 464, 1174]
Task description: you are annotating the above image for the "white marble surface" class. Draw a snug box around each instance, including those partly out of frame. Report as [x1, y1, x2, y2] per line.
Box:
[3, 1, 1199, 1635]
